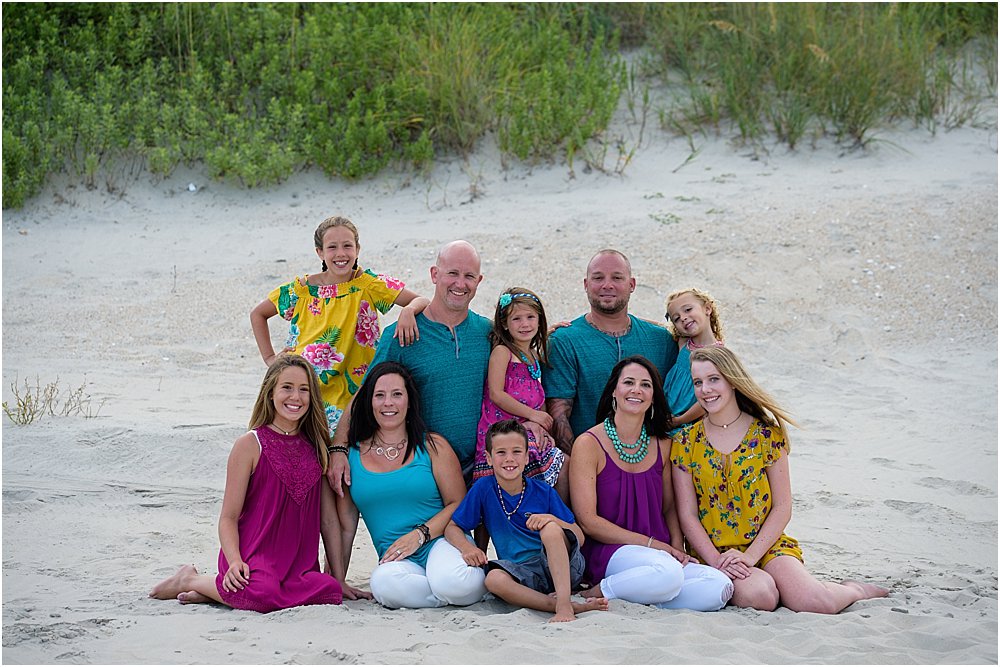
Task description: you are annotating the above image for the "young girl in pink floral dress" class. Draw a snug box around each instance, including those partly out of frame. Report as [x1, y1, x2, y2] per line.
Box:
[251, 216, 428, 436]
[473, 288, 566, 497]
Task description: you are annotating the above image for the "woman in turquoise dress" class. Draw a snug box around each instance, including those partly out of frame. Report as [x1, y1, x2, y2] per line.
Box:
[333, 361, 487, 609]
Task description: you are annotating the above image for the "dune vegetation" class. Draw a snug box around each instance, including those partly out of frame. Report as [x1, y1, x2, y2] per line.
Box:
[2, 2, 996, 209]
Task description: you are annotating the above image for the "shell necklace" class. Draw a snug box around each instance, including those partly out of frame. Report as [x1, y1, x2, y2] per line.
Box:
[495, 477, 526, 520]
[686, 338, 725, 351]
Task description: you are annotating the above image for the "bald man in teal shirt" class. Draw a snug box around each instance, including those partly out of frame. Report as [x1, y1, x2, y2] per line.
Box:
[328, 240, 490, 491]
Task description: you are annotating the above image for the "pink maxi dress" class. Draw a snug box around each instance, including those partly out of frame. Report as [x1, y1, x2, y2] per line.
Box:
[215, 427, 342, 612]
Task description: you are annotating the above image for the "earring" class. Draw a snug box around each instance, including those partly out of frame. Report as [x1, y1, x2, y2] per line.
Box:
[649, 405, 654, 420]
[612, 397, 618, 412]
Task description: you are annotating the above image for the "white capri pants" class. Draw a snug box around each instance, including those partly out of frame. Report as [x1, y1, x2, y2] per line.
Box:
[370, 539, 487, 609]
[599, 545, 733, 611]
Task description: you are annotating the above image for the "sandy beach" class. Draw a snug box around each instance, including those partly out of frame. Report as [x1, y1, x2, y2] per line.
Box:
[2, 104, 997, 664]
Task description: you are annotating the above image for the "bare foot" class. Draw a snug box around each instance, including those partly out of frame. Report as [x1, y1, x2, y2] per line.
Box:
[177, 590, 211, 605]
[549, 600, 577, 623]
[578, 583, 604, 599]
[149, 564, 198, 600]
[573, 597, 609, 613]
[842, 579, 890, 600]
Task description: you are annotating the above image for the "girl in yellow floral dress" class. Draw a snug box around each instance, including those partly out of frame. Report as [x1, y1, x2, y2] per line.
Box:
[670, 346, 888, 613]
[251, 216, 428, 436]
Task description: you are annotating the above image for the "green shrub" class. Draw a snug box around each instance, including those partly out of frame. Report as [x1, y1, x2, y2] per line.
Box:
[2, 3, 995, 208]
[2, 3, 623, 208]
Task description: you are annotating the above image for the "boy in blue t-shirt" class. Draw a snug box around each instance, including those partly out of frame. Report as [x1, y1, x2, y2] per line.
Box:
[445, 419, 609, 622]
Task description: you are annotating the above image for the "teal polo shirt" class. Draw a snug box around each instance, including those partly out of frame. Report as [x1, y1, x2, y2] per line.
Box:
[543, 314, 675, 437]
[370, 311, 491, 469]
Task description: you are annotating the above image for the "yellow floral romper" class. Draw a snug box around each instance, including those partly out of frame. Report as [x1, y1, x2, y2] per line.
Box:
[671, 418, 802, 567]
[268, 268, 404, 435]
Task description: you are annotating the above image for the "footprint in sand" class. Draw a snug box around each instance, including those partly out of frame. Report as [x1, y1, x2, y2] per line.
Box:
[916, 477, 995, 497]
[870, 456, 931, 471]
[881, 499, 996, 533]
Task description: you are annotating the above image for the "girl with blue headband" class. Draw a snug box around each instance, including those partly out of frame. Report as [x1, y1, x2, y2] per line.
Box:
[472, 287, 566, 499]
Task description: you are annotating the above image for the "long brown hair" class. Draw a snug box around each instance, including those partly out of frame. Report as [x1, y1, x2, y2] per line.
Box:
[248, 354, 331, 471]
[347, 361, 435, 463]
[689, 346, 798, 445]
[595, 355, 672, 439]
[489, 287, 549, 364]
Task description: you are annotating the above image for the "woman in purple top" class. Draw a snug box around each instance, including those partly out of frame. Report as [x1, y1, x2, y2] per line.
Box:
[569, 355, 733, 611]
[150, 355, 357, 611]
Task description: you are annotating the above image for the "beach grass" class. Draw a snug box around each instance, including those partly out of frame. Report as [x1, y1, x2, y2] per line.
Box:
[644, 3, 998, 148]
[2, 2, 996, 209]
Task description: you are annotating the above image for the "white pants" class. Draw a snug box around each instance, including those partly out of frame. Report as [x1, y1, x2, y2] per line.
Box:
[370, 539, 487, 609]
[600, 545, 733, 611]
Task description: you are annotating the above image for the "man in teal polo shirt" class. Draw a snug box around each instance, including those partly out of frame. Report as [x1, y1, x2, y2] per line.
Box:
[544, 249, 676, 455]
[328, 240, 491, 492]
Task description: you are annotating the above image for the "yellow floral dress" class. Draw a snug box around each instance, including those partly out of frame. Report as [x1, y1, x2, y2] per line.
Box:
[268, 268, 404, 434]
[671, 418, 802, 567]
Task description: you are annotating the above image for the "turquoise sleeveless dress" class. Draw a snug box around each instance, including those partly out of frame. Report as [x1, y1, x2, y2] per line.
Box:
[348, 444, 443, 568]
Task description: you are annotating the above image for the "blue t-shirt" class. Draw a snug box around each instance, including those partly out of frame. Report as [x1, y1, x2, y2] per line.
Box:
[371, 311, 491, 468]
[348, 445, 441, 568]
[544, 315, 676, 437]
[451, 476, 575, 564]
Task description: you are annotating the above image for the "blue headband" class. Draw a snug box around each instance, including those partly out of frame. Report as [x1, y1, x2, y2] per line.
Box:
[499, 292, 539, 309]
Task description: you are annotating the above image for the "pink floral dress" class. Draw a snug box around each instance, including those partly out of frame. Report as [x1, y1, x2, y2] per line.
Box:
[268, 268, 404, 434]
[472, 349, 565, 486]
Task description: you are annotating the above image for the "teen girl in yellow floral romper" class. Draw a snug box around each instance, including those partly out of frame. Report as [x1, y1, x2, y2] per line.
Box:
[670, 346, 888, 613]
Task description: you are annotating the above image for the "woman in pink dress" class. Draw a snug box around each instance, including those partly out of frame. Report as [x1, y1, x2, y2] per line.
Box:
[150, 355, 366, 611]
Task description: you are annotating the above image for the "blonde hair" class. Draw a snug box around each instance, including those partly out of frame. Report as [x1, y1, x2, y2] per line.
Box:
[689, 347, 797, 446]
[248, 355, 331, 472]
[665, 287, 724, 342]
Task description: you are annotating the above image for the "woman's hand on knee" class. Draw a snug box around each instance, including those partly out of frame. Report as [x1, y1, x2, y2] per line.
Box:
[222, 560, 250, 592]
[380, 530, 423, 564]
[716, 549, 753, 579]
[654, 540, 695, 566]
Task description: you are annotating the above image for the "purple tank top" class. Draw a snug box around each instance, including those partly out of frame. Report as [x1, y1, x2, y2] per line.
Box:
[581, 434, 671, 583]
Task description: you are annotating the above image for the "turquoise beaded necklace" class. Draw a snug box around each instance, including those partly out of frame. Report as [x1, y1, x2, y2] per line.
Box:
[516, 350, 542, 381]
[603, 417, 649, 464]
